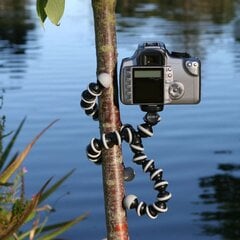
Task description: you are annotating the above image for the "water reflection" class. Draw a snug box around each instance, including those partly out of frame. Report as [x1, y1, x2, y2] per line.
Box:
[1, 0, 240, 239]
[198, 163, 240, 239]
[116, 0, 239, 56]
[116, 1, 240, 239]
[0, 0, 36, 89]
[0, 0, 35, 45]
[117, 0, 236, 23]
[234, 18, 240, 40]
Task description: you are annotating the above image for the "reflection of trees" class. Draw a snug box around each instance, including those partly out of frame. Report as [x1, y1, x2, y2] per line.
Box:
[116, 0, 238, 61]
[0, 0, 35, 88]
[0, 0, 34, 46]
[198, 163, 240, 239]
[117, 0, 235, 24]
[0, 1, 34, 136]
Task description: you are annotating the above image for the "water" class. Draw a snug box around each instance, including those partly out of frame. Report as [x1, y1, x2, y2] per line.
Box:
[1, 0, 240, 239]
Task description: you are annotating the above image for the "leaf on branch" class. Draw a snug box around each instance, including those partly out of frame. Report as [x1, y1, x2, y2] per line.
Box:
[45, 0, 65, 25]
[37, 0, 65, 26]
[36, 0, 48, 24]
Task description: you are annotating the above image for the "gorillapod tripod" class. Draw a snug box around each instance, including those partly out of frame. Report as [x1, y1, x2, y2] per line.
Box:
[80, 73, 171, 219]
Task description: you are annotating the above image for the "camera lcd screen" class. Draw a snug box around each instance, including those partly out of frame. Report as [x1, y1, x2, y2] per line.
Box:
[132, 68, 164, 104]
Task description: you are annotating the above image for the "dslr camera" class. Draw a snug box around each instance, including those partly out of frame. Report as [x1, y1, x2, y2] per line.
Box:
[120, 42, 201, 109]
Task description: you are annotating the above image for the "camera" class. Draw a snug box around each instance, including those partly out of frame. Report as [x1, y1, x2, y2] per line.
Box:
[120, 42, 201, 108]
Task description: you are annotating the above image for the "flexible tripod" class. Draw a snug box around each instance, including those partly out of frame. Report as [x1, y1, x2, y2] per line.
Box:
[80, 73, 171, 219]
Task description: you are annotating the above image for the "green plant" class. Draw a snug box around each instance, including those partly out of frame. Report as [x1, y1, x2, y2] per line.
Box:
[36, 0, 65, 26]
[0, 119, 87, 240]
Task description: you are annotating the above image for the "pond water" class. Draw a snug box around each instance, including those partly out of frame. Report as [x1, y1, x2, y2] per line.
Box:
[1, 0, 240, 239]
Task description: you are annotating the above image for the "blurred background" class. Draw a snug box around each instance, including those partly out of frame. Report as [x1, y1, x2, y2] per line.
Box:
[1, 0, 240, 239]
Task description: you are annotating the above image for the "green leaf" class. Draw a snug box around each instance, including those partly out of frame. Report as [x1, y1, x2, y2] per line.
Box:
[37, 214, 88, 240]
[44, 0, 65, 26]
[0, 118, 25, 171]
[18, 214, 87, 240]
[36, 0, 48, 24]
[0, 182, 13, 187]
[40, 169, 75, 203]
[39, 169, 75, 203]
[0, 120, 59, 184]
[0, 179, 50, 240]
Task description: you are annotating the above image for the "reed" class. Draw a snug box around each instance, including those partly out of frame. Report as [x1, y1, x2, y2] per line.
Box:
[0, 119, 86, 240]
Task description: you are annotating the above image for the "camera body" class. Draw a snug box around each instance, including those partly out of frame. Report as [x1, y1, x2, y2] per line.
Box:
[120, 42, 201, 106]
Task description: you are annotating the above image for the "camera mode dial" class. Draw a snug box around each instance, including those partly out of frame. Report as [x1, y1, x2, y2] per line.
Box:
[169, 82, 184, 100]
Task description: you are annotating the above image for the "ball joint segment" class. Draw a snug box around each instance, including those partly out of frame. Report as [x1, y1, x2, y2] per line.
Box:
[80, 81, 103, 121]
[81, 75, 171, 219]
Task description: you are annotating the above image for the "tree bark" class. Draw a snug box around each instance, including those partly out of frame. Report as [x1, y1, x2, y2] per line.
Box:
[92, 1, 129, 240]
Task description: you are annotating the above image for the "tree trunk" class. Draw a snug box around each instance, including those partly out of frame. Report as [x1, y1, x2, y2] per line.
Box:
[91, 1, 129, 240]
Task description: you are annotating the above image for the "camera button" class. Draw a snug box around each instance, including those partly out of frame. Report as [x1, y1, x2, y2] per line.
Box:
[126, 78, 131, 84]
[185, 60, 199, 76]
[169, 82, 184, 100]
[126, 73, 131, 78]
[165, 67, 173, 83]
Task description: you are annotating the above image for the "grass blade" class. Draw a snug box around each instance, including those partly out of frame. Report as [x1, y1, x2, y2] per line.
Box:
[0, 179, 51, 240]
[40, 213, 88, 233]
[0, 119, 59, 184]
[39, 168, 75, 203]
[37, 214, 88, 240]
[0, 118, 26, 171]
